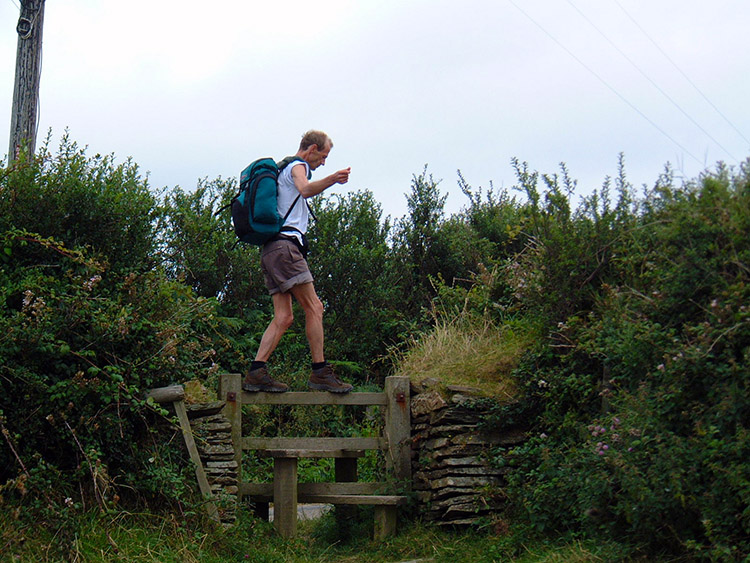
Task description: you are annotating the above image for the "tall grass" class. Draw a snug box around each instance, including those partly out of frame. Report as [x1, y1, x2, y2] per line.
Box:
[0, 508, 644, 562]
[394, 314, 535, 400]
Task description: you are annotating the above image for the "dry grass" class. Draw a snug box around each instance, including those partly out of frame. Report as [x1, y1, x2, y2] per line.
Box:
[394, 315, 535, 400]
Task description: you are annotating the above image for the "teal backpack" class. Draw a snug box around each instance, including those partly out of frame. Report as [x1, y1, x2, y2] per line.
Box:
[223, 156, 310, 246]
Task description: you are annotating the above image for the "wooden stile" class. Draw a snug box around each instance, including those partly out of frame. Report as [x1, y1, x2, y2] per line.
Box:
[223, 374, 411, 539]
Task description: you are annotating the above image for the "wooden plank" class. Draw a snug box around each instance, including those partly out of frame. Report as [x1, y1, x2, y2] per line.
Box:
[384, 376, 412, 486]
[295, 494, 407, 506]
[146, 385, 185, 404]
[241, 482, 273, 498]
[241, 391, 386, 406]
[241, 481, 387, 497]
[173, 400, 220, 523]
[243, 436, 385, 451]
[273, 457, 298, 537]
[259, 449, 366, 459]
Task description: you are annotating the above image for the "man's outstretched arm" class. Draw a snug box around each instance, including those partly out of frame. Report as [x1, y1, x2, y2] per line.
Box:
[292, 164, 350, 198]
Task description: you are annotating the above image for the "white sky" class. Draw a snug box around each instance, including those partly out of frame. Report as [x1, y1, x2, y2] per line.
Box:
[2, 0, 749, 220]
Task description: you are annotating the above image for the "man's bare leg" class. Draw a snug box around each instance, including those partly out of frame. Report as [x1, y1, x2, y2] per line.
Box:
[290, 282, 325, 363]
[255, 292, 294, 362]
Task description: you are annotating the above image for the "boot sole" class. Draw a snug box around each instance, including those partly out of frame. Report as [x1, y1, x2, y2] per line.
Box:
[308, 382, 352, 394]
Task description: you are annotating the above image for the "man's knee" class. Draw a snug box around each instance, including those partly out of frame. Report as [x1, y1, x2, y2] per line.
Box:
[305, 296, 324, 320]
[274, 310, 294, 330]
[292, 284, 324, 318]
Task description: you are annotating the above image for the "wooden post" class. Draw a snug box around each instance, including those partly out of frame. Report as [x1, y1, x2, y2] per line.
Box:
[273, 457, 298, 537]
[9, 0, 46, 160]
[145, 385, 219, 522]
[219, 373, 243, 499]
[373, 505, 397, 541]
[384, 376, 411, 487]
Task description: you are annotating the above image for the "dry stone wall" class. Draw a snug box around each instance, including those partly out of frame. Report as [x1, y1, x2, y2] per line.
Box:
[185, 401, 238, 524]
[410, 381, 526, 526]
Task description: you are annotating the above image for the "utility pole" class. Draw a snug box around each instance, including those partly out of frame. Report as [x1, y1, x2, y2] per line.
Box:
[8, 0, 46, 161]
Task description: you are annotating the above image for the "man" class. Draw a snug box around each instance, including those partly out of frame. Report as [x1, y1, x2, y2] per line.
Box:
[243, 130, 353, 394]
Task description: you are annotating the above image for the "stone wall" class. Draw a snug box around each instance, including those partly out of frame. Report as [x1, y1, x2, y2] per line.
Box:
[410, 381, 526, 526]
[185, 401, 238, 524]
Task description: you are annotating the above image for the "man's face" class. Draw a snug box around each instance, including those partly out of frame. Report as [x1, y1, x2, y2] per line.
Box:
[307, 143, 331, 170]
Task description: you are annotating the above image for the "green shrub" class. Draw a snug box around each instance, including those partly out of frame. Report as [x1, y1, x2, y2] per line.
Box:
[493, 158, 750, 559]
[0, 142, 224, 516]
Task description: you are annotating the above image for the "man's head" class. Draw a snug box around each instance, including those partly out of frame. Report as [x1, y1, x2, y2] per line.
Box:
[298, 130, 332, 170]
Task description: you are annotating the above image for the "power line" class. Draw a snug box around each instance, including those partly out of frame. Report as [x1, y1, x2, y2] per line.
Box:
[506, 0, 703, 167]
[567, 0, 738, 164]
[613, 0, 750, 148]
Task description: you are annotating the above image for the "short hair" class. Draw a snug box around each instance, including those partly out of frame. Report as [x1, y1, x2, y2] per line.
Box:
[299, 130, 332, 151]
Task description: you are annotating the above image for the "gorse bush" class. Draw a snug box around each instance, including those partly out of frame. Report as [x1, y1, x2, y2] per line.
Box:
[0, 132, 158, 275]
[0, 140, 225, 522]
[488, 158, 750, 560]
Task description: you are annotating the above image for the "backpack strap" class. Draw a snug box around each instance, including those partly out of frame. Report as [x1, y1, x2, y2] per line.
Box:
[277, 156, 317, 222]
[277, 156, 311, 179]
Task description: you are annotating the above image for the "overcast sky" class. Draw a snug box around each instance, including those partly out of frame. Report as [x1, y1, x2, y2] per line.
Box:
[2, 0, 749, 220]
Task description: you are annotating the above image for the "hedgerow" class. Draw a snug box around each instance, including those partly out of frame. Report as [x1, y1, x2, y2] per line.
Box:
[2, 133, 748, 560]
[486, 158, 750, 560]
[0, 139, 226, 525]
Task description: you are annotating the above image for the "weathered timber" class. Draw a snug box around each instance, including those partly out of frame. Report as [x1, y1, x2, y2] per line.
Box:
[9, 0, 45, 159]
[146, 385, 185, 404]
[297, 494, 407, 506]
[241, 481, 386, 497]
[384, 376, 412, 485]
[258, 448, 366, 459]
[242, 390, 386, 406]
[273, 457, 298, 537]
[243, 436, 384, 452]
[219, 374, 243, 479]
[232, 374, 410, 540]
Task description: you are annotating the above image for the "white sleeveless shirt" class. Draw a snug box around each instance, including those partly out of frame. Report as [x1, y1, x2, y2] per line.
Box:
[276, 160, 310, 245]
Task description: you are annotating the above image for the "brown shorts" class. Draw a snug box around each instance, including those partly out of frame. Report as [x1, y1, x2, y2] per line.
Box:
[260, 238, 314, 295]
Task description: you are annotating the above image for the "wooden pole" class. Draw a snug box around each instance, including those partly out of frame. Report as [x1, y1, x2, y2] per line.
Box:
[219, 373, 243, 498]
[9, 0, 46, 160]
[384, 376, 412, 487]
[273, 457, 298, 537]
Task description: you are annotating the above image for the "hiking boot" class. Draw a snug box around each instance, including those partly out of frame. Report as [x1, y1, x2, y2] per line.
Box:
[242, 366, 289, 393]
[308, 363, 353, 394]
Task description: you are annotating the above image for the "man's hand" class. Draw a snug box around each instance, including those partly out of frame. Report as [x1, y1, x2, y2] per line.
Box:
[294, 165, 351, 198]
[329, 167, 351, 185]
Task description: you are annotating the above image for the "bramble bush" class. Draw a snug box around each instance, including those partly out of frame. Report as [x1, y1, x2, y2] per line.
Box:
[486, 158, 750, 560]
[0, 141, 227, 523]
